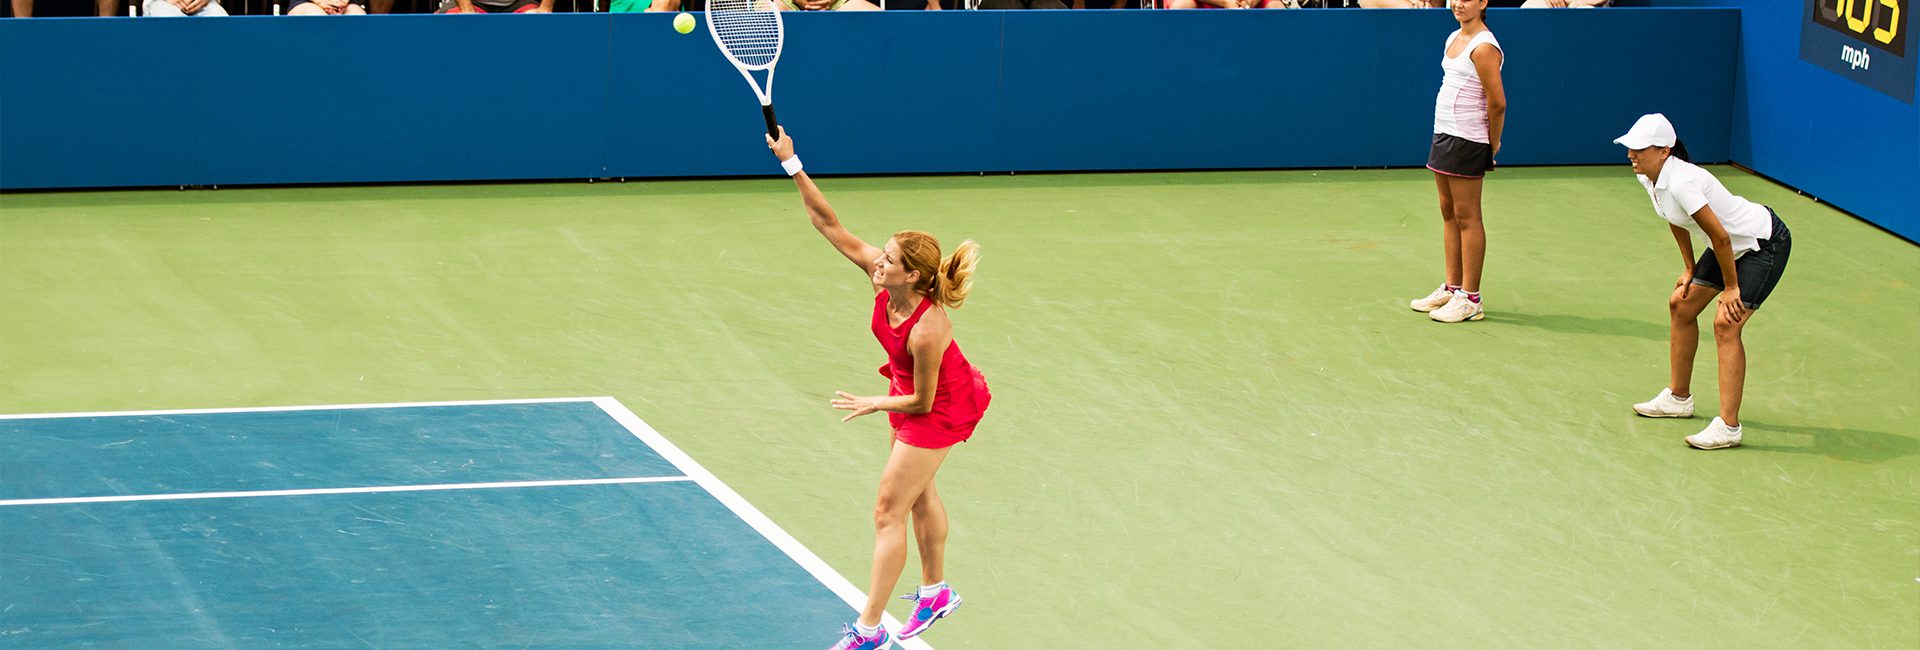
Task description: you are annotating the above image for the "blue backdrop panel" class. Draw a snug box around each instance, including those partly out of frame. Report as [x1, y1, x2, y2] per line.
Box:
[605, 13, 754, 177]
[0, 9, 1737, 189]
[994, 10, 1390, 170]
[603, 11, 1009, 176]
[0, 20, 206, 187]
[198, 16, 613, 185]
[757, 12, 1010, 175]
[993, 9, 1735, 171]
[1495, 8, 1738, 168]
[1730, 0, 1919, 238]
[1, 482, 849, 648]
[0, 402, 681, 500]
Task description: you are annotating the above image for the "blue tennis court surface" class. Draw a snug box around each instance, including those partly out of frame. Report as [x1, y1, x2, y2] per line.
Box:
[0, 398, 915, 648]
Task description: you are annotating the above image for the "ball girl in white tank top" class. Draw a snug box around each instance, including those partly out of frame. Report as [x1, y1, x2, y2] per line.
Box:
[1409, 0, 1506, 324]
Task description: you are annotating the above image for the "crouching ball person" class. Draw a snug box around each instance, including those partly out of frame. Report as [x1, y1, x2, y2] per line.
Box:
[1616, 114, 1793, 450]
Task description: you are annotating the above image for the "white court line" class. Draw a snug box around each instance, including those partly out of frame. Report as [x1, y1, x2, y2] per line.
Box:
[0, 396, 598, 421]
[592, 397, 937, 650]
[3, 397, 936, 648]
[0, 476, 695, 507]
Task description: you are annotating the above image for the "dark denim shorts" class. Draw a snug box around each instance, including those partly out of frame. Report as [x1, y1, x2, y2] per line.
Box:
[1690, 209, 1792, 309]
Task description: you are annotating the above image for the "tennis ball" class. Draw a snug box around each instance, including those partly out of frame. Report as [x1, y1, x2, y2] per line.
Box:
[673, 12, 694, 34]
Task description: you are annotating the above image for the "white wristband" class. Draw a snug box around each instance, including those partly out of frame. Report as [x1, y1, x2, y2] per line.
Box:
[780, 156, 804, 176]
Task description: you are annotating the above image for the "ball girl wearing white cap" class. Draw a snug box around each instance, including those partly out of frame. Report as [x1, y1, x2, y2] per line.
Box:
[1410, 0, 1505, 323]
[1615, 113, 1793, 450]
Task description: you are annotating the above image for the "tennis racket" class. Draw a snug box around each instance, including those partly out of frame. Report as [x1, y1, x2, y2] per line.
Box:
[705, 0, 785, 140]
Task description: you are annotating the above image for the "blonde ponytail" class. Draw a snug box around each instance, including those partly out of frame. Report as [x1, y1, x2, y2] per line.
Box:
[934, 240, 980, 309]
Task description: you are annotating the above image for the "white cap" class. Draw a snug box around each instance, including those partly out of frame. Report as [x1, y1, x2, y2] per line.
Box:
[1614, 113, 1677, 149]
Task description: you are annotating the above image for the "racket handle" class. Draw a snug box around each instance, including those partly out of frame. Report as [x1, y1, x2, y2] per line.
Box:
[762, 104, 780, 141]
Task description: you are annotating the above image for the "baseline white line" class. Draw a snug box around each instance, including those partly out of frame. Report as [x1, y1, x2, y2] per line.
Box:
[0, 397, 600, 421]
[591, 397, 936, 650]
[0, 476, 694, 507]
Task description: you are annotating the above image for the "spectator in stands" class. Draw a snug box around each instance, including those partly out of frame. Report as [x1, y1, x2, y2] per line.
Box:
[777, 0, 879, 10]
[289, 0, 365, 13]
[9, 0, 131, 16]
[438, 0, 547, 13]
[977, 0, 1065, 7]
[145, 0, 227, 15]
[1164, 0, 1294, 8]
[645, 0, 877, 10]
[1358, 0, 1440, 7]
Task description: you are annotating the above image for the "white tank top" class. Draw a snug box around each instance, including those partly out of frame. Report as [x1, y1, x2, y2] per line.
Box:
[1433, 29, 1502, 144]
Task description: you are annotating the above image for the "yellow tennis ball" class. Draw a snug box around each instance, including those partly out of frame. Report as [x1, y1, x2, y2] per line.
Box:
[673, 12, 694, 34]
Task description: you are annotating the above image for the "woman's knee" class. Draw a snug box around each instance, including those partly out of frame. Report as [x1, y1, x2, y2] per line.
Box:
[1674, 284, 1723, 319]
[1712, 310, 1745, 336]
[1449, 202, 1482, 226]
[873, 503, 908, 529]
[873, 491, 916, 527]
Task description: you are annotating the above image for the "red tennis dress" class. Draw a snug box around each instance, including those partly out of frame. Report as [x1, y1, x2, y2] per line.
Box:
[872, 290, 991, 449]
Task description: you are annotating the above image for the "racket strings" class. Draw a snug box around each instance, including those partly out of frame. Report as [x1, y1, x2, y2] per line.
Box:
[709, 0, 782, 68]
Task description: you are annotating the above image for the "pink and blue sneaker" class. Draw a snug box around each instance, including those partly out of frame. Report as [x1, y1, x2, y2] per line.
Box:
[896, 583, 963, 639]
[828, 622, 892, 650]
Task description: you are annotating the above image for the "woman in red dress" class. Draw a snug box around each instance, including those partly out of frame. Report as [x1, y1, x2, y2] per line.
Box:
[768, 129, 990, 649]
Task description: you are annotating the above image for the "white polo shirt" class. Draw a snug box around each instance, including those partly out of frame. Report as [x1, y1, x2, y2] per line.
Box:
[1636, 158, 1773, 256]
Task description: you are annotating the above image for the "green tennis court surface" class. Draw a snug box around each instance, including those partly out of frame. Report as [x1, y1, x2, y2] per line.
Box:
[3, 166, 1914, 647]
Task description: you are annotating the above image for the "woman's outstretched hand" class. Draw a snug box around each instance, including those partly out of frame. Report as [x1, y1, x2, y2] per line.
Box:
[831, 391, 881, 422]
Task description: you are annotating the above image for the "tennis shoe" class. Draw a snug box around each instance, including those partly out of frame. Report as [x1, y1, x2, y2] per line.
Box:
[1632, 388, 1695, 418]
[1429, 292, 1484, 322]
[1411, 285, 1454, 312]
[828, 623, 892, 650]
[1685, 417, 1743, 450]
[897, 584, 962, 639]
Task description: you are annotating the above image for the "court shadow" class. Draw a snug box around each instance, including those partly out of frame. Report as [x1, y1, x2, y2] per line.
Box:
[1485, 310, 1667, 341]
[1738, 421, 1920, 464]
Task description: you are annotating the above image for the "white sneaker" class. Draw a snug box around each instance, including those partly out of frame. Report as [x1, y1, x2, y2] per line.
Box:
[1428, 292, 1484, 322]
[1632, 388, 1695, 418]
[1685, 417, 1743, 450]
[1410, 285, 1453, 312]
